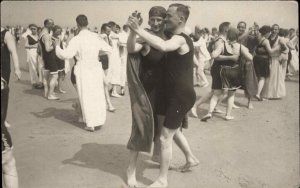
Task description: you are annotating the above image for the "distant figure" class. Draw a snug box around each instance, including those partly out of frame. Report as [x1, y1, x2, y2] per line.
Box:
[118, 24, 129, 96]
[22, 24, 43, 89]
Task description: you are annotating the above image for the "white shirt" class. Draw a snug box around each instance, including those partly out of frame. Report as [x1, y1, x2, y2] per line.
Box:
[193, 37, 211, 61]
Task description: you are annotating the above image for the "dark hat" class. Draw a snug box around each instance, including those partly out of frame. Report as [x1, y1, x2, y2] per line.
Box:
[149, 6, 167, 18]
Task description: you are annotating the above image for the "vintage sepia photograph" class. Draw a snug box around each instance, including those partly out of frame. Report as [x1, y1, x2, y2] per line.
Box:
[1, 1, 299, 188]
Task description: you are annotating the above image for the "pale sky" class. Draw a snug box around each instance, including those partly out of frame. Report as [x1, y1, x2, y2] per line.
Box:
[1, 1, 298, 30]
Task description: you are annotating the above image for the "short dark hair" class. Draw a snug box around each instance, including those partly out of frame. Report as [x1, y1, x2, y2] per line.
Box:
[116, 25, 121, 30]
[52, 25, 62, 33]
[272, 24, 279, 29]
[101, 23, 109, 32]
[169, 3, 190, 22]
[212, 27, 217, 32]
[107, 21, 116, 28]
[227, 27, 239, 42]
[76, 14, 88, 27]
[259, 25, 272, 36]
[219, 22, 231, 33]
[237, 21, 247, 28]
[44, 19, 53, 27]
[278, 28, 289, 37]
[289, 28, 295, 32]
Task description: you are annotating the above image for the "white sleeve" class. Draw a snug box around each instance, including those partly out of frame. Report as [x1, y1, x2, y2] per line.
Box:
[99, 38, 112, 54]
[56, 38, 78, 59]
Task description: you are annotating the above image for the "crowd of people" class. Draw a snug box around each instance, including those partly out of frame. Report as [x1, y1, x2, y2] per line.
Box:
[1, 3, 299, 188]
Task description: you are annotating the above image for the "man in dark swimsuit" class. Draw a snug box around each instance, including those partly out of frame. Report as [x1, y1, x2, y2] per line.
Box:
[127, 4, 199, 187]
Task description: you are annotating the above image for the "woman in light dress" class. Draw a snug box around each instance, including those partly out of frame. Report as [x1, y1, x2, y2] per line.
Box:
[261, 24, 288, 99]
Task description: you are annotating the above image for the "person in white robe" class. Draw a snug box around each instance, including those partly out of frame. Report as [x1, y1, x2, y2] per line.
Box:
[56, 15, 112, 131]
[107, 22, 122, 97]
[118, 25, 129, 95]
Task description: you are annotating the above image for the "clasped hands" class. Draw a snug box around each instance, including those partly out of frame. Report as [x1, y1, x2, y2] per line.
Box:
[127, 11, 143, 33]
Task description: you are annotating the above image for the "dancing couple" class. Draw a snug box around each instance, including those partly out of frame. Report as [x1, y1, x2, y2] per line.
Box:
[126, 4, 199, 187]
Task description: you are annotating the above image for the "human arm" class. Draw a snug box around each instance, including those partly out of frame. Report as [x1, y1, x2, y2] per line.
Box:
[98, 38, 112, 56]
[287, 37, 296, 50]
[21, 28, 31, 39]
[42, 35, 55, 52]
[263, 40, 280, 56]
[211, 40, 239, 62]
[55, 38, 78, 59]
[241, 45, 253, 61]
[5, 32, 21, 79]
[127, 29, 143, 53]
[127, 16, 185, 52]
[279, 37, 288, 53]
[193, 55, 199, 68]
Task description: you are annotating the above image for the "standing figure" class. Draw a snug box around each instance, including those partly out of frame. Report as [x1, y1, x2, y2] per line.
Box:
[119, 24, 129, 96]
[1, 26, 21, 188]
[99, 23, 116, 112]
[56, 15, 112, 132]
[193, 26, 209, 87]
[22, 24, 43, 89]
[107, 21, 122, 97]
[126, 6, 168, 187]
[237, 21, 258, 109]
[261, 24, 287, 99]
[39, 19, 59, 100]
[253, 25, 280, 101]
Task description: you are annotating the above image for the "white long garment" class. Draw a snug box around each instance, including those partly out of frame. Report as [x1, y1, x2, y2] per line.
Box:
[193, 37, 211, 69]
[56, 29, 112, 127]
[23, 33, 39, 84]
[118, 31, 129, 87]
[107, 32, 122, 85]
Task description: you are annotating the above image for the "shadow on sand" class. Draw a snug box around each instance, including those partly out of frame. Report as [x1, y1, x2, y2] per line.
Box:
[62, 143, 155, 186]
[31, 107, 84, 130]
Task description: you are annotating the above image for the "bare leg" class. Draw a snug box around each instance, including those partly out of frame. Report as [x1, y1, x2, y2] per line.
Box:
[247, 96, 254, 109]
[148, 127, 177, 188]
[104, 84, 115, 111]
[43, 70, 50, 98]
[127, 150, 139, 188]
[2, 150, 19, 188]
[58, 72, 66, 93]
[152, 115, 164, 163]
[111, 84, 121, 97]
[201, 90, 223, 121]
[173, 130, 199, 172]
[256, 77, 265, 99]
[225, 90, 235, 120]
[191, 90, 213, 118]
[48, 73, 59, 100]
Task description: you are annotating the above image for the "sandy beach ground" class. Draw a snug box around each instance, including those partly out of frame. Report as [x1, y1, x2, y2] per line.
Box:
[5, 39, 300, 188]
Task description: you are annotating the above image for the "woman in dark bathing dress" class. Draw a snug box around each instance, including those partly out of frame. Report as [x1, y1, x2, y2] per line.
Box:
[126, 7, 167, 188]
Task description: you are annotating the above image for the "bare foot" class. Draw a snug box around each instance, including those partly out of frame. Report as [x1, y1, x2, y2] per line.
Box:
[58, 89, 67, 94]
[179, 159, 199, 172]
[190, 107, 198, 118]
[148, 178, 168, 188]
[248, 103, 254, 109]
[78, 116, 84, 123]
[127, 167, 138, 188]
